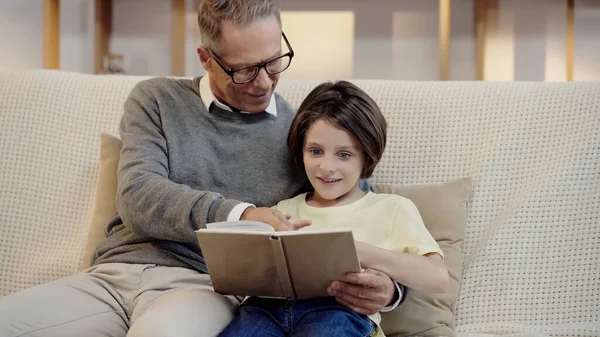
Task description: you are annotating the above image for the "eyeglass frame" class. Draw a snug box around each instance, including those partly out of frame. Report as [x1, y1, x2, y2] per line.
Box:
[208, 32, 294, 84]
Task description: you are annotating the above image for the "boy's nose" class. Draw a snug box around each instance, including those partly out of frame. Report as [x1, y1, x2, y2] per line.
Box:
[318, 157, 335, 173]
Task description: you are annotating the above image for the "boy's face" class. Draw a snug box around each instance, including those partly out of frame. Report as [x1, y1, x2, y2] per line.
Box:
[302, 119, 366, 207]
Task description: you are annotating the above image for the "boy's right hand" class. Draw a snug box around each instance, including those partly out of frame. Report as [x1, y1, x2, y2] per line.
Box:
[241, 207, 311, 231]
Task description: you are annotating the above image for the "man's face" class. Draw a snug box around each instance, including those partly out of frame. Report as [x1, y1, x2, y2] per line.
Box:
[201, 16, 283, 113]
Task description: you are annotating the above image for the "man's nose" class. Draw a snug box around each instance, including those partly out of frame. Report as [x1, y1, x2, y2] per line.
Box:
[252, 67, 273, 90]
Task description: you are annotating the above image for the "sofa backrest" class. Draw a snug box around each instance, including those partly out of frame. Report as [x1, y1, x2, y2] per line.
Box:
[1, 70, 598, 334]
[0, 70, 144, 295]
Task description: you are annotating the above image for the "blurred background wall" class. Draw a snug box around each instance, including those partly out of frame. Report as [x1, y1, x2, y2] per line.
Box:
[1, 0, 598, 81]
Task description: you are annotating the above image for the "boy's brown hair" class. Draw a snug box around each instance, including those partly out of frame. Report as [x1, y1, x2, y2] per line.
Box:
[287, 80, 387, 178]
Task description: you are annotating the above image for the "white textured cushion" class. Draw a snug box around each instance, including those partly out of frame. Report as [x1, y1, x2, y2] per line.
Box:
[0, 71, 598, 337]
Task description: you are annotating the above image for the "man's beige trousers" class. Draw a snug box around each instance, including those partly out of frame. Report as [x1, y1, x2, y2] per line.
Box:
[0, 263, 239, 337]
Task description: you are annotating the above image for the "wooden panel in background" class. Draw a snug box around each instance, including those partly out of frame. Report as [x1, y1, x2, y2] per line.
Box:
[171, 0, 186, 77]
[43, 0, 60, 69]
[439, 0, 451, 81]
[474, 0, 487, 80]
[95, 0, 112, 74]
[566, 0, 575, 81]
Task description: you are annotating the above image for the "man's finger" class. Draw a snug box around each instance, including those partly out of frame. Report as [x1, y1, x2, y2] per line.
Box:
[328, 279, 393, 315]
[333, 291, 364, 309]
[345, 271, 384, 288]
[328, 282, 377, 306]
[331, 281, 389, 310]
[291, 220, 311, 230]
[273, 211, 292, 231]
[335, 296, 363, 314]
[335, 297, 377, 316]
[329, 281, 373, 300]
[363, 268, 387, 277]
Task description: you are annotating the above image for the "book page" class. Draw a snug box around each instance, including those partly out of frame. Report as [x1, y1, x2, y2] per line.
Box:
[281, 229, 361, 299]
[273, 227, 353, 236]
[197, 231, 286, 298]
[202, 220, 274, 233]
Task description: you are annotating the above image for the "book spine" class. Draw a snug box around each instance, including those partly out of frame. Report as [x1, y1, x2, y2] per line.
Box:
[269, 236, 296, 299]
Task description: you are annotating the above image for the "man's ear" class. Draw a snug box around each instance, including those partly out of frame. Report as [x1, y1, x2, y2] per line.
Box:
[197, 46, 212, 72]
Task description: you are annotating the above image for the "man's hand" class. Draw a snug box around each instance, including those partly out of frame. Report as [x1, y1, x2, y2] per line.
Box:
[240, 207, 311, 231]
[327, 269, 396, 315]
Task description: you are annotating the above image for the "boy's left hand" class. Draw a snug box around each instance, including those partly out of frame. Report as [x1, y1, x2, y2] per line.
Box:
[327, 269, 395, 315]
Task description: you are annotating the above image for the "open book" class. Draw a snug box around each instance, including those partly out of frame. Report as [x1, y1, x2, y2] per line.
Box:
[196, 221, 361, 299]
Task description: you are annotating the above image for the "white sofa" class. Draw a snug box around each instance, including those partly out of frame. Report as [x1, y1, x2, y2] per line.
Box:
[0, 70, 598, 337]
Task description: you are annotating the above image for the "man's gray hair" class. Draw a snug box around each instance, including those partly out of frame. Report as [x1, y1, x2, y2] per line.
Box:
[197, 0, 282, 52]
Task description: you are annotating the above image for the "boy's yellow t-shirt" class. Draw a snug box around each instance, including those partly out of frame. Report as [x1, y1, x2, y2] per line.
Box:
[272, 191, 443, 336]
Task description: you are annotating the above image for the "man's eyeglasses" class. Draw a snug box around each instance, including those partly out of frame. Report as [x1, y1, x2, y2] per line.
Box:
[209, 32, 294, 84]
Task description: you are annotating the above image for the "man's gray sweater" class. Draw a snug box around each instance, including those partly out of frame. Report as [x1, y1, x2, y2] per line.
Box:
[92, 76, 307, 272]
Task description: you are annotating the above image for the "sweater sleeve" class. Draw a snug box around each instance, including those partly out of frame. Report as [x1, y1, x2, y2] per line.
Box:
[116, 81, 243, 243]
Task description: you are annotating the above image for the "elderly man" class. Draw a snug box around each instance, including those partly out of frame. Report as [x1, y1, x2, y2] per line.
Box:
[0, 1, 403, 336]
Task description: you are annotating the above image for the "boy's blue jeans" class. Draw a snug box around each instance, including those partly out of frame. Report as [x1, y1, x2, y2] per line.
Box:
[218, 296, 376, 337]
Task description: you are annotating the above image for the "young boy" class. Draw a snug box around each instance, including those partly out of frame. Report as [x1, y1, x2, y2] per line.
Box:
[218, 81, 448, 337]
